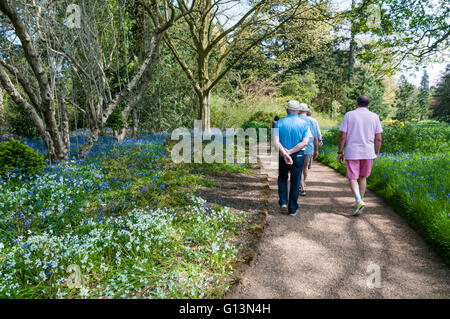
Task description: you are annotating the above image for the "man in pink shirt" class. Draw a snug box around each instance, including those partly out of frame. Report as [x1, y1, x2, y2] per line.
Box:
[337, 95, 383, 216]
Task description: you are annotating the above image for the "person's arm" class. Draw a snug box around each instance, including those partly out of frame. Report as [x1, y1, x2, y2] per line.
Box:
[273, 135, 288, 156]
[375, 133, 382, 157]
[313, 137, 319, 159]
[287, 137, 309, 154]
[287, 126, 311, 154]
[313, 121, 320, 156]
[273, 135, 293, 164]
[337, 131, 346, 163]
[337, 114, 348, 163]
[374, 116, 383, 158]
[316, 121, 323, 146]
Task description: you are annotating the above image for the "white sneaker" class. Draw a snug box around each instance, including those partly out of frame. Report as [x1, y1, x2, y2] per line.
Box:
[353, 201, 366, 216]
[280, 204, 288, 214]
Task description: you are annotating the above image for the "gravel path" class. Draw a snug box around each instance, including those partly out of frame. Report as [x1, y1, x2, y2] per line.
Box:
[230, 153, 450, 299]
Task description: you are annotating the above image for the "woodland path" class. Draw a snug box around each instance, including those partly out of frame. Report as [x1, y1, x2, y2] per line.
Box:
[229, 153, 450, 298]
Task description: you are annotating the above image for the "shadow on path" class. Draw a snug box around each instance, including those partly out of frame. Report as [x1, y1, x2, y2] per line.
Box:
[230, 157, 450, 299]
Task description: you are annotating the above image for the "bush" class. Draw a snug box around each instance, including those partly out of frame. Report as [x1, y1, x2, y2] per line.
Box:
[322, 128, 341, 145]
[0, 139, 45, 177]
[210, 94, 288, 129]
[106, 107, 127, 132]
[380, 121, 450, 154]
[6, 107, 38, 138]
[242, 121, 271, 141]
[279, 72, 319, 104]
[248, 111, 282, 124]
[323, 121, 450, 154]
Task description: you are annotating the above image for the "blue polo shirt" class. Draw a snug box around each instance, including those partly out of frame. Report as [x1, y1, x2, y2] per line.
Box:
[299, 114, 320, 155]
[273, 114, 311, 150]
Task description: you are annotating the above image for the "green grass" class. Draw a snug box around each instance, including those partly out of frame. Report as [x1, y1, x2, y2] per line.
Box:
[201, 179, 221, 188]
[211, 94, 337, 129]
[318, 124, 450, 264]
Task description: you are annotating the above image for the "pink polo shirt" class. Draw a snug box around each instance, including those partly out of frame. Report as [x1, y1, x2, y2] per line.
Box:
[339, 107, 382, 160]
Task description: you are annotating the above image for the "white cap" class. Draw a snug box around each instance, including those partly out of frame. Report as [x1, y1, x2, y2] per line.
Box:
[298, 103, 309, 111]
[286, 100, 301, 110]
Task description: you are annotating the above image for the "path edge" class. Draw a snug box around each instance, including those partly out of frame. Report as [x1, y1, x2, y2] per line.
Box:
[224, 158, 270, 299]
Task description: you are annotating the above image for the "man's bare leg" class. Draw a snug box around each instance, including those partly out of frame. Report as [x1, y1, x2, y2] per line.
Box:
[349, 179, 361, 198]
[301, 156, 310, 192]
[301, 169, 307, 191]
[359, 177, 367, 199]
[349, 179, 365, 216]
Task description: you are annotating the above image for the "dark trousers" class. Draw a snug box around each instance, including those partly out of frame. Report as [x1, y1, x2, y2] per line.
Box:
[278, 151, 305, 214]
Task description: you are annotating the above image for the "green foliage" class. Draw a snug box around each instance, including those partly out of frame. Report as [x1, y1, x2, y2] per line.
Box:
[351, 0, 449, 70]
[280, 72, 319, 104]
[211, 95, 287, 129]
[417, 71, 431, 120]
[242, 121, 270, 131]
[106, 107, 127, 132]
[211, 93, 337, 130]
[0, 139, 45, 177]
[323, 121, 450, 154]
[265, 2, 333, 68]
[344, 68, 390, 120]
[432, 65, 450, 123]
[248, 111, 281, 124]
[381, 121, 450, 153]
[393, 75, 420, 121]
[322, 128, 341, 145]
[331, 100, 342, 121]
[231, 45, 276, 83]
[306, 46, 348, 114]
[5, 103, 38, 138]
[138, 43, 197, 132]
[241, 121, 271, 142]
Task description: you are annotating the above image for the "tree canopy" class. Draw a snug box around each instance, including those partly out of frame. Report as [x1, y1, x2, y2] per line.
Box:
[0, 0, 449, 157]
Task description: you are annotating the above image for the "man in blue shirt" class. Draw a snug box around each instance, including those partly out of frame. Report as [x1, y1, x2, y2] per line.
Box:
[273, 100, 311, 216]
[299, 104, 320, 196]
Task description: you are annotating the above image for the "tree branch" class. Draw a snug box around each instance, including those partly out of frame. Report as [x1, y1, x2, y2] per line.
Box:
[0, 57, 40, 111]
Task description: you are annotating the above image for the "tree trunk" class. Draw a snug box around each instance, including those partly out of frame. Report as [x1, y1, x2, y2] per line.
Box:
[79, 126, 100, 159]
[115, 76, 148, 142]
[349, 35, 355, 82]
[79, 33, 163, 156]
[0, 64, 67, 160]
[0, 86, 4, 132]
[132, 104, 138, 138]
[0, 1, 67, 161]
[348, 0, 356, 83]
[114, 128, 126, 142]
[58, 83, 70, 157]
[199, 91, 211, 131]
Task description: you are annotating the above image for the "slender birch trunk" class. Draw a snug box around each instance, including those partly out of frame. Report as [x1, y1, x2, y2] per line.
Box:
[0, 86, 4, 132]
[58, 83, 70, 155]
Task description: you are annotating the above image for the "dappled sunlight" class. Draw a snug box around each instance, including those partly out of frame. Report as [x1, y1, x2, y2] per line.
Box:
[232, 159, 450, 298]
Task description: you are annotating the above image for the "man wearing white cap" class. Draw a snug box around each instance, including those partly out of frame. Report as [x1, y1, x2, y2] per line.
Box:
[273, 100, 311, 216]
